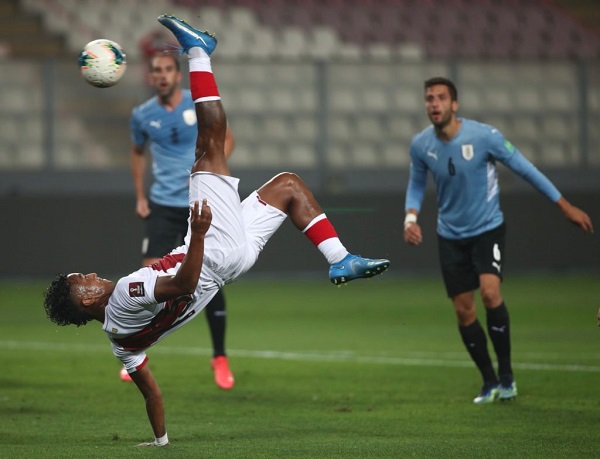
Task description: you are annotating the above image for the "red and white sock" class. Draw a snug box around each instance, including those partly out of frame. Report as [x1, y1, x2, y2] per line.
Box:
[188, 47, 220, 103]
[302, 214, 348, 264]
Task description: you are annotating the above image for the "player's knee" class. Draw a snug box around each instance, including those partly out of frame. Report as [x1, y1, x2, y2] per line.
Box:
[453, 299, 476, 325]
[480, 286, 501, 308]
[455, 308, 476, 326]
[274, 171, 300, 185]
[271, 172, 303, 194]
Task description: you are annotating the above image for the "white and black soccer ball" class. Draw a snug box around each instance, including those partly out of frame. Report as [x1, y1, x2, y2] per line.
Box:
[78, 39, 127, 88]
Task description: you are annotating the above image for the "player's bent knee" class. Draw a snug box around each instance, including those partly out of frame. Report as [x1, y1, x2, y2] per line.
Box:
[267, 172, 304, 194]
[480, 288, 501, 308]
[273, 171, 301, 185]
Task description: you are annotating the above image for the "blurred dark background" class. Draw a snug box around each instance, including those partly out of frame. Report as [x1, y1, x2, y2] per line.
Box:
[0, 0, 598, 278]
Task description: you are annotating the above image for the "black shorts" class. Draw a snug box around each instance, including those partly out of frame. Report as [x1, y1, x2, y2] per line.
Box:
[142, 201, 189, 258]
[438, 223, 506, 298]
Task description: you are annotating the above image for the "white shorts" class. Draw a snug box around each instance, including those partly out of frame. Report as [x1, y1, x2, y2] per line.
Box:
[112, 173, 287, 372]
[182, 172, 287, 287]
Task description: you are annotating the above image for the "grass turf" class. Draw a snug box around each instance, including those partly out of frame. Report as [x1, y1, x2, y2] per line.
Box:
[1, 275, 599, 458]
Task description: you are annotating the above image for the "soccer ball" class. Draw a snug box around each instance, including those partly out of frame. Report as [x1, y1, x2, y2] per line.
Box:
[78, 39, 127, 88]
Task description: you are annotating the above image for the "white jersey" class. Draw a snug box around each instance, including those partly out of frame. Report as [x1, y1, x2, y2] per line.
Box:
[104, 173, 287, 372]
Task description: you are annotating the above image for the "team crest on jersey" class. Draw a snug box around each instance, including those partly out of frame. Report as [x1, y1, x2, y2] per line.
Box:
[182, 109, 197, 126]
[461, 144, 474, 161]
[129, 282, 145, 297]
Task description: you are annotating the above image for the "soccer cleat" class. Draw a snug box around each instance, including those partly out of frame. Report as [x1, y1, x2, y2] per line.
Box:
[498, 381, 518, 401]
[211, 356, 235, 390]
[157, 14, 217, 55]
[473, 384, 499, 404]
[328, 253, 390, 285]
[119, 366, 133, 382]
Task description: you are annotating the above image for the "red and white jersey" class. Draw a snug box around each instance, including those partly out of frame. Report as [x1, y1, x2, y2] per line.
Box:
[103, 254, 219, 372]
[104, 173, 287, 373]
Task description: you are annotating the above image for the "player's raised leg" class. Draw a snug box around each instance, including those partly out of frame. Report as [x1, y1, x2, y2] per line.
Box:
[158, 15, 389, 284]
[158, 14, 229, 176]
[256, 173, 390, 284]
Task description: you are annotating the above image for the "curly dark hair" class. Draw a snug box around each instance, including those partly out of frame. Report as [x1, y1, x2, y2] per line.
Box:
[43, 274, 92, 327]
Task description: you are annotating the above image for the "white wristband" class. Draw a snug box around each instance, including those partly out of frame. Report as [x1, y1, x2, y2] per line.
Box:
[155, 433, 169, 446]
[404, 213, 417, 229]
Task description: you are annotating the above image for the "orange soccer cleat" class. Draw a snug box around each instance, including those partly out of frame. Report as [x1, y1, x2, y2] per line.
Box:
[211, 356, 234, 390]
[119, 366, 133, 382]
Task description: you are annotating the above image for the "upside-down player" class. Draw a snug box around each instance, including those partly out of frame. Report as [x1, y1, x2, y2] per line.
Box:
[43, 14, 390, 446]
[127, 51, 236, 389]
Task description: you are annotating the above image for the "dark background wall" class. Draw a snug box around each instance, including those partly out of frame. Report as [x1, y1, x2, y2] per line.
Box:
[2, 191, 598, 280]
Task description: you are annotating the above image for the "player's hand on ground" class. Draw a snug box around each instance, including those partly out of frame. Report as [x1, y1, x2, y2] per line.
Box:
[136, 441, 169, 447]
[404, 222, 423, 246]
[597, 308, 600, 327]
[190, 199, 212, 236]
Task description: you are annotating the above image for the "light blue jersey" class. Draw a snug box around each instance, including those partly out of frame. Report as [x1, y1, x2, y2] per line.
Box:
[406, 118, 561, 239]
[130, 89, 197, 207]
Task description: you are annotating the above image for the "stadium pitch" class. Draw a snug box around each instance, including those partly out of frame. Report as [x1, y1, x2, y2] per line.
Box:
[1, 275, 598, 457]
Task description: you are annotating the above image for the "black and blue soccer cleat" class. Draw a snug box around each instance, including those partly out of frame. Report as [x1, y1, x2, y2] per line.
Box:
[329, 253, 390, 285]
[158, 14, 217, 55]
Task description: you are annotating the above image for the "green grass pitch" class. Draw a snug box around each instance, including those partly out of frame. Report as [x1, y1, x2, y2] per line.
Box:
[1, 275, 599, 458]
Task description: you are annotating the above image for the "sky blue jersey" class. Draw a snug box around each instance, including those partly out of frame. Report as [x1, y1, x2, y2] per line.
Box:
[130, 89, 197, 208]
[405, 118, 561, 239]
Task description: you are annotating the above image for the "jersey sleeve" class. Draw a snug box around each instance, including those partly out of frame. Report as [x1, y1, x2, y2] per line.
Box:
[405, 139, 428, 212]
[488, 129, 561, 202]
[130, 106, 147, 148]
[113, 272, 158, 311]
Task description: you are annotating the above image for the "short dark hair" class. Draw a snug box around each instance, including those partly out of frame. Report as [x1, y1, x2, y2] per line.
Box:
[424, 77, 458, 101]
[43, 274, 92, 327]
[149, 52, 180, 72]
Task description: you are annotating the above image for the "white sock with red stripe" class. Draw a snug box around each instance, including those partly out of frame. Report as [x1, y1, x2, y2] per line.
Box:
[188, 47, 220, 103]
[302, 214, 349, 264]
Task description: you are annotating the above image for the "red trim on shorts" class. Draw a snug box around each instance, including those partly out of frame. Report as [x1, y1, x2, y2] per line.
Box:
[190, 71, 219, 101]
[136, 356, 149, 371]
[304, 218, 338, 246]
[256, 194, 267, 206]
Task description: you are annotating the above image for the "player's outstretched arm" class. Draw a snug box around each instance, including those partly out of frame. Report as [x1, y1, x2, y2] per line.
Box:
[154, 200, 212, 302]
[130, 365, 168, 446]
[556, 197, 594, 233]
